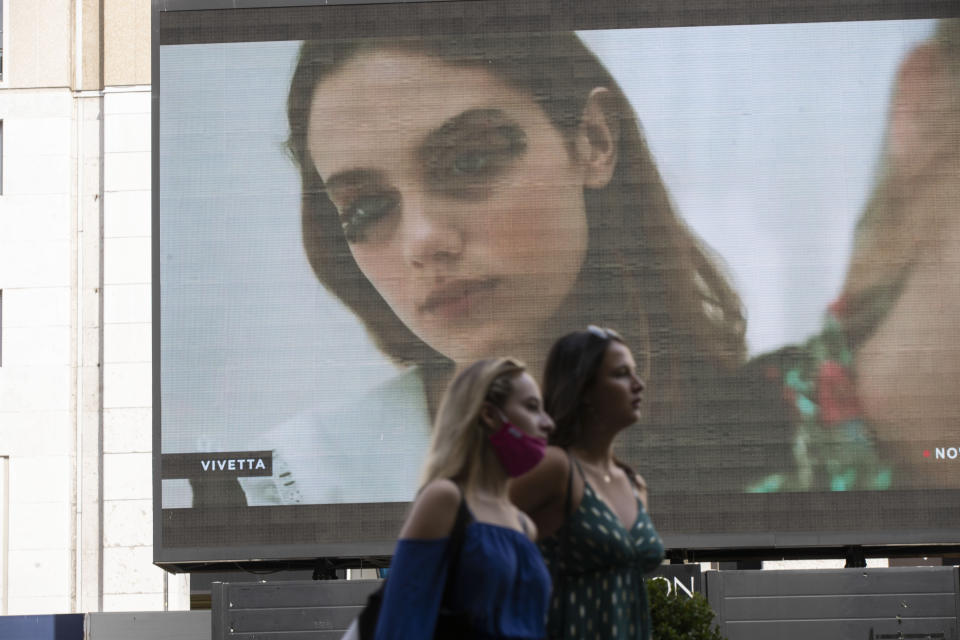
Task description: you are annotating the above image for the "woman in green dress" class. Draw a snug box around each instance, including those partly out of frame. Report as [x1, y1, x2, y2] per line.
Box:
[511, 326, 664, 640]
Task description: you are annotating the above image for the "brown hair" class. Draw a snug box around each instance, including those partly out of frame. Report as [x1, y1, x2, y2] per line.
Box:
[286, 31, 746, 419]
[543, 327, 626, 449]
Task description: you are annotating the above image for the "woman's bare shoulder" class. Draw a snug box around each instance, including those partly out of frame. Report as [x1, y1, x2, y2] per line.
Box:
[540, 446, 572, 477]
[524, 446, 570, 487]
[510, 446, 570, 510]
[398, 479, 462, 540]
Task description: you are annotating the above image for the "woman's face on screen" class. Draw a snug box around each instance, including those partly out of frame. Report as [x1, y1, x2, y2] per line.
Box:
[306, 49, 591, 364]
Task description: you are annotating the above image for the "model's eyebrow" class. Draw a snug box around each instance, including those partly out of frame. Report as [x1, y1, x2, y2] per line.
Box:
[323, 168, 387, 195]
[323, 109, 520, 193]
[420, 108, 520, 151]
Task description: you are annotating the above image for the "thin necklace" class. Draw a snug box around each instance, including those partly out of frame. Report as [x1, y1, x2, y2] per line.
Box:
[581, 458, 614, 483]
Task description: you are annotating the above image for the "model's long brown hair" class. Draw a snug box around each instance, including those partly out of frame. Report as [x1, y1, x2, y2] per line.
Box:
[286, 31, 746, 421]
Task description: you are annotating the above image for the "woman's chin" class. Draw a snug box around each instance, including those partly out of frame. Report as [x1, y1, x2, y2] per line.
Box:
[413, 321, 504, 356]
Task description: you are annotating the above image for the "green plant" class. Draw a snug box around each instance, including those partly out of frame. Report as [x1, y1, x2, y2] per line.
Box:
[646, 577, 726, 640]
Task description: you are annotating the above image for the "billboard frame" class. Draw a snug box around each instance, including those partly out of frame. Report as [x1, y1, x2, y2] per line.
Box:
[152, 0, 960, 572]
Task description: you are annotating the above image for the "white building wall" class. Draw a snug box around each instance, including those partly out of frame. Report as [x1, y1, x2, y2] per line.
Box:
[0, 87, 76, 615]
[0, 0, 189, 615]
[101, 85, 176, 613]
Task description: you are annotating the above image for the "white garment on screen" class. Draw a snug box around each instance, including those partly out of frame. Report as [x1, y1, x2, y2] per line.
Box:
[239, 367, 432, 505]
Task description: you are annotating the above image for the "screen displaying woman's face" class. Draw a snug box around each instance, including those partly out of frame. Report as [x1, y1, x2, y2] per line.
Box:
[306, 49, 591, 365]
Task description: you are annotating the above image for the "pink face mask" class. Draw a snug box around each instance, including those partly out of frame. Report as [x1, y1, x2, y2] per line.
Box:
[488, 416, 547, 477]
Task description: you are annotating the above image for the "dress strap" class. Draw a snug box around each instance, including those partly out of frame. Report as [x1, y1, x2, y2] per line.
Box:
[555, 452, 577, 632]
[564, 452, 581, 517]
[569, 455, 588, 483]
[613, 460, 638, 488]
[614, 460, 647, 504]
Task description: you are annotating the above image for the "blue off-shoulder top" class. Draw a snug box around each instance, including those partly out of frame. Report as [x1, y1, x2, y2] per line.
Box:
[374, 521, 551, 640]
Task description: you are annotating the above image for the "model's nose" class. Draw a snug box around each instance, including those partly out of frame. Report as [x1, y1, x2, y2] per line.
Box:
[541, 414, 556, 437]
[401, 196, 464, 268]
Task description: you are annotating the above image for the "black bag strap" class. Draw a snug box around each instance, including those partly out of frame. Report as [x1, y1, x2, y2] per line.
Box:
[439, 487, 471, 609]
[357, 485, 471, 640]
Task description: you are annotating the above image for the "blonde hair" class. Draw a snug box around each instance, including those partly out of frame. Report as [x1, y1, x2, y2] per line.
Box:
[419, 358, 524, 491]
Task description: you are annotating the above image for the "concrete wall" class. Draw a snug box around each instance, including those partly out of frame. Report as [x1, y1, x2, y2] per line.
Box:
[4, 0, 72, 89]
[2, 0, 149, 90]
[104, 0, 150, 87]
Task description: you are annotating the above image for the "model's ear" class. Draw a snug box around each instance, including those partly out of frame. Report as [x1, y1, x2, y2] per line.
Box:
[575, 87, 620, 189]
[478, 403, 499, 432]
[886, 42, 953, 182]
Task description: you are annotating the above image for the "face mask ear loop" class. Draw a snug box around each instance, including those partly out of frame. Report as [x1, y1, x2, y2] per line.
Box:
[480, 403, 506, 434]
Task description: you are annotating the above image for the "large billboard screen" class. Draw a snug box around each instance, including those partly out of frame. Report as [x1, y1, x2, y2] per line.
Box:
[154, 0, 960, 567]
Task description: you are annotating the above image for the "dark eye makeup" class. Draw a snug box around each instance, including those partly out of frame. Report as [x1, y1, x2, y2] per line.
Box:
[338, 192, 399, 243]
[421, 110, 528, 195]
[325, 108, 528, 244]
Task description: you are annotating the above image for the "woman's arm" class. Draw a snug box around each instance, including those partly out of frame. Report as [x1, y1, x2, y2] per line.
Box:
[509, 446, 576, 539]
[373, 479, 463, 640]
[399, 479, 461, 539]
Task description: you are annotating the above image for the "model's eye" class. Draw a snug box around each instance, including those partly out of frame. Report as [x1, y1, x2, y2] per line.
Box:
[339, 193, 398, 243]
[452, 150, 492, 176]
[423, 118, 528, 196]
[449, 125, 526, 180]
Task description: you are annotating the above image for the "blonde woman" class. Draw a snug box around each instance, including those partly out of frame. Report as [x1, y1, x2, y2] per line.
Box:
[372, 358, 553, 640]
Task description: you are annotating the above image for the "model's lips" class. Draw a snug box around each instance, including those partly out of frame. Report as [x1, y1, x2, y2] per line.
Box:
[419, 278, 501, 318]
[631, 396, 643, 409]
